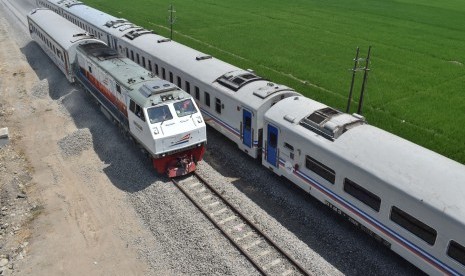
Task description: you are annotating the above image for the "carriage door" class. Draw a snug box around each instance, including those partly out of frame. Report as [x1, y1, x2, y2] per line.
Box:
[242, 109, 252, 148]
[266, 124, 278, 167]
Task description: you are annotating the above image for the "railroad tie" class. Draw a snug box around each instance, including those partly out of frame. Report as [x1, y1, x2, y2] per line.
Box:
[218, 215, 236, 225]
[243, 240, 261, 250]
[210, 208, 228, 216]
[263, 259, 282, 270]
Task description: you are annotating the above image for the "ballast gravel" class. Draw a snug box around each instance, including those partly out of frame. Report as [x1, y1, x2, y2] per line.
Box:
[57, 128, 92, 158]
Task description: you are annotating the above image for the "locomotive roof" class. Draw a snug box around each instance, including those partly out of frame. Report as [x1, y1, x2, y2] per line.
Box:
[77, 43, 187, 108]
[266, 96, 465, 224]
[27, 9, 101, 50]
[56, 3, 297, 110]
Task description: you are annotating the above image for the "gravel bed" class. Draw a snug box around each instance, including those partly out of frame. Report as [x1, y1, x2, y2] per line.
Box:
[57, 128, 93, 158]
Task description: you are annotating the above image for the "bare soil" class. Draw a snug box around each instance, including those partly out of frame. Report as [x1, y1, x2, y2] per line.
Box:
[0, 12, 152, 276]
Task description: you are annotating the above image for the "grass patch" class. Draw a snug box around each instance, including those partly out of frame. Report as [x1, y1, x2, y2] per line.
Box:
[83, 0, 465, 164]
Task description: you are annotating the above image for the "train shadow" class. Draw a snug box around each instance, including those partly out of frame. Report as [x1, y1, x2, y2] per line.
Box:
[21, 41, 160, 192]
[202, 127, 425, 276]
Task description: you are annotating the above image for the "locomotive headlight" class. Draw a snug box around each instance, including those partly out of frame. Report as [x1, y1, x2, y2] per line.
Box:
[153, 127, 159, 135]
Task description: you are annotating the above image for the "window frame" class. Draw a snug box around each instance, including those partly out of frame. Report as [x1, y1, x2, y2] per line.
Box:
[390, 206, 437, 245]
[305, 155, 335, 184]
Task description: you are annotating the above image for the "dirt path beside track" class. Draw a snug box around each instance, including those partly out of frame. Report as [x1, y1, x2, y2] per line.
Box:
[0, 11, 152, 276]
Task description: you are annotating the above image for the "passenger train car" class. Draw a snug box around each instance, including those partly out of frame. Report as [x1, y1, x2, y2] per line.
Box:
[28, 8, 207, 177]
[263, 96, 465, 275]
[36, 1, 465, 274]
[36, 0, 301, 158]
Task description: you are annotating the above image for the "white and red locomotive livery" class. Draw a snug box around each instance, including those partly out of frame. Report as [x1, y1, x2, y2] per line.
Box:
[28, 9, 206, 176]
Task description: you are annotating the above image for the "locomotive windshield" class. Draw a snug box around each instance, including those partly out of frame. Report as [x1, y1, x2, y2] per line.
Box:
[173, 99, 198, 117]
[147, 105, 173, 124]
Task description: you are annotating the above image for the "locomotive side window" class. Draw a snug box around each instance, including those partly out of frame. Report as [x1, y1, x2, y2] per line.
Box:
[344, 178, 381, 212]
[204, 92, 210, 107]
[148, 60, 152, 72]
[130, 50, 134, 61]
[390, 206, 437, 245]
[142, 56, 146, 68]
[305, 156, 335, 184]
[177, 76, 182, 87]
[125, 48, 129, 58]
[169, 72, 173, 83]
[162, 68, 166, 79]
[116, 84, 121, 94]
[155, 64, 159, 76]
[136, 53, 140, 64]
[447, 240, 465, 266]
[129, 100, 136, 113]
[215, 98, 222, 114]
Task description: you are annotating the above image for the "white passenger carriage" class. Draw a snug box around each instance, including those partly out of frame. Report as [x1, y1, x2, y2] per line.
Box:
[36, 0, 300, 158]
[27, 8, 105, 82]
[263, 96, 465, 275]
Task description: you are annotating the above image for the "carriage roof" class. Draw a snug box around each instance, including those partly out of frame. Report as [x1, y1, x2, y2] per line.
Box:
[266, 96, 465, 224]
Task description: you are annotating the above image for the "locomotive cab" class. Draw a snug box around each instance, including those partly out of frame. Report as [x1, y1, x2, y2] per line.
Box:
[128, 80, 206, 176]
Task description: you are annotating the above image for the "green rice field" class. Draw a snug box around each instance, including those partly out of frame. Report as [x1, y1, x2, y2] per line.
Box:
[84, 0, 465, 164]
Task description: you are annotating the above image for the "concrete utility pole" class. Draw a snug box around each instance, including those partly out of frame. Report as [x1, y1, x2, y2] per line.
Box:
[168, 3, 176, 40]
[346, 46, 372, 115]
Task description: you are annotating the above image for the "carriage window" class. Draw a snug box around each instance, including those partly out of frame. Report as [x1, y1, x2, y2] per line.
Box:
[162, 68, 166, 79]
[269, 131, 277, 147]
[155, 64, 159, 75]
[305, 156, 335, 184]
[88, 66, 92, 74]
[344, 178, 381, 212]
[130, 50, 134, 61]
[136, 53, 140, 64]
[390, 206, 437, 245]
[177, 76, 181, 87]
[448, 241, 465, 266]
[116, 84, 121, 94]
[244, 117, 251, 131]
[215, 98, 221, 114]
[148, 60, 152, 72]
[204, 92, 210, 107]
[125, 48, 129, 58]
[169, 72, 173, 83]
[185, 81, 190, 94]
[142, 56, 146, 68]
[195, 86, 200, 100]
[284, 143, 294, 151]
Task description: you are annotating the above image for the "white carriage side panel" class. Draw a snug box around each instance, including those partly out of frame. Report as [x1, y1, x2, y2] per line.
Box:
[264, 115, 465, 275]
[28, 19, 72, 82]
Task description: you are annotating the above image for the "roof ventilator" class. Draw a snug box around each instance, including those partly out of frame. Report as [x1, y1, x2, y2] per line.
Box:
[196, 55, 212, 61]
[157, 38, 171, 43]
[299, 107, 365, 141]
[216, 70, 262, 91]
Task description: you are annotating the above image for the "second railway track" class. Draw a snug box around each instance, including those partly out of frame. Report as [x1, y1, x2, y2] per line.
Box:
[172, 173, 311, 276]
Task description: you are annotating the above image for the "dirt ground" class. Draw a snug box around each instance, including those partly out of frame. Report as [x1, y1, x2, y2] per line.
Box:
[0, 12, 153, 276]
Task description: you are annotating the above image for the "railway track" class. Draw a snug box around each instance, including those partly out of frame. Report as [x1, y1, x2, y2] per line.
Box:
[172, 173, 311, 276]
